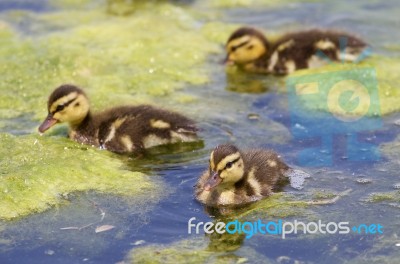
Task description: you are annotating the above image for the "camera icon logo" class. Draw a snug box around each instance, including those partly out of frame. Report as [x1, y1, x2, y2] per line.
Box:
[287, 66, 381, 167]
[327, 79, 371, 122]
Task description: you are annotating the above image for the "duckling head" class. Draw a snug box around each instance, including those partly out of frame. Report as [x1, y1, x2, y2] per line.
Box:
[39, 84, 90, 133]
[225, 27, 269, 66]
[205, 144, 245, 191]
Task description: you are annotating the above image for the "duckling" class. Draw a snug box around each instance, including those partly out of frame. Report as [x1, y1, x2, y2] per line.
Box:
[195, 144, 289, 207]
[225, 27, 368, 75]
[38, 84, 198, 153]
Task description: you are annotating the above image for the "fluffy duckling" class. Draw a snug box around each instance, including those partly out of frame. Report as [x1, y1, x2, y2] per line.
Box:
[39, 84, 198, 153]
[225, 27, 368, 75]
[195, 144, 289, 207]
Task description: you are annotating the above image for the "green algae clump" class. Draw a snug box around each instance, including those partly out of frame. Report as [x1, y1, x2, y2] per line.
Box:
[207, 0, 318, 8]
[230, 193, 309, 219]
[0, 133, 161, 220]
[367, 191, 400, 203]
[0, 2, 220, 122]
[127, 237, 271, 264]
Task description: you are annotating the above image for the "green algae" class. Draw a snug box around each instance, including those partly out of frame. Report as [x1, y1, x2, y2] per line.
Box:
[0, 133, 163, 220]
[363, 134, 400, 203]
[207, 0, 318, 8]
[127, 237, 271, 264]
[381, 135, 400, 161]
[0, 2, 222, 122]
[201, 22, 239, 44]
[49, 0, 100, 9]
[311, 190, 337, 200]
[232, 193, 309, 219]
[342, 234, 400, 264]
[289, 56, 400, 116]
[367, 191, 400, 203]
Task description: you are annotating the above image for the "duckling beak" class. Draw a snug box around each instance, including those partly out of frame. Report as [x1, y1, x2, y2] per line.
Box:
[204, 171, 222, 191]
[222, 54, 234, 66]
[38, 114, 58, 133]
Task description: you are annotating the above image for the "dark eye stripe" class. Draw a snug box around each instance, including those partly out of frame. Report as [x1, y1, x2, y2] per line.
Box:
[55, 105, 64, 112]
[231, 40, 250, 52]
[52, 98, 77, 114]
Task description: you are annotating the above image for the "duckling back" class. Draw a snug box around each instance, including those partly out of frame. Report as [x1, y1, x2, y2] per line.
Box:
[94, 105, 198, 153]
[268, 29, 368, 74]
[241, 149, 289, 193]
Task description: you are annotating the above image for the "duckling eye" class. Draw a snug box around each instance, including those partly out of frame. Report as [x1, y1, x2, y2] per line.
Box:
[247, 45, 254, 50]
[231, 46, 237, 52]
[225, 161, 234, 169]
[56, 105, 65, 112]
[74, 102, 80, 107]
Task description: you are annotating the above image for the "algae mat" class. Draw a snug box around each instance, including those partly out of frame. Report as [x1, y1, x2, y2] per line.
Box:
[0, 133, 162, 220]
[0, 2, 222, 122]
[127, 236, 271, 264]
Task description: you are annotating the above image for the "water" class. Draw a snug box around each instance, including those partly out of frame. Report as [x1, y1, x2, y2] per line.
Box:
[1, 0, 400, 263]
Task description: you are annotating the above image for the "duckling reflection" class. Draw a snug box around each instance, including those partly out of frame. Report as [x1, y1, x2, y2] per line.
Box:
[206, 220, 245, 253]
[225, 69, 268, 93]
[225, 27, 369, 75]
[113, 140, 205, 175]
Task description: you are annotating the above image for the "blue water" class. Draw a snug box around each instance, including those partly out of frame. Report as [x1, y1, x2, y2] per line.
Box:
[1, 0, 400, 263]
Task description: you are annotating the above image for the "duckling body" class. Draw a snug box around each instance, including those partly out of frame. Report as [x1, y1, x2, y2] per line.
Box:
[39, 85, 198, 153]
[225, 27, 368, 75]
[195, 144, 289, 207]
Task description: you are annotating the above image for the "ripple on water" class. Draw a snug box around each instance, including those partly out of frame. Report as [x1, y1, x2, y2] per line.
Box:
[356, 178, 373, 184]
[285, 168, 311, 190]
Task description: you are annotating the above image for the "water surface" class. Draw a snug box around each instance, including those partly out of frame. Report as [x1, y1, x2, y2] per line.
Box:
[1, 0, 400, 263]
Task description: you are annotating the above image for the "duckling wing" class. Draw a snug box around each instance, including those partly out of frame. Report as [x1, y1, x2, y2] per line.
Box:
[244, 149, 289, 190]
[134, 105, 199, 145]
[97, 105, 198, 152]
[269, 30, 367, 74]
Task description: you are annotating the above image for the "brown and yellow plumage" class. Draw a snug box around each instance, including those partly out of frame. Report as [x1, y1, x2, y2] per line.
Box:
[39, 84, 198, 153]
[225, 27, 368, 75]
[195, 144, 289, 207]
